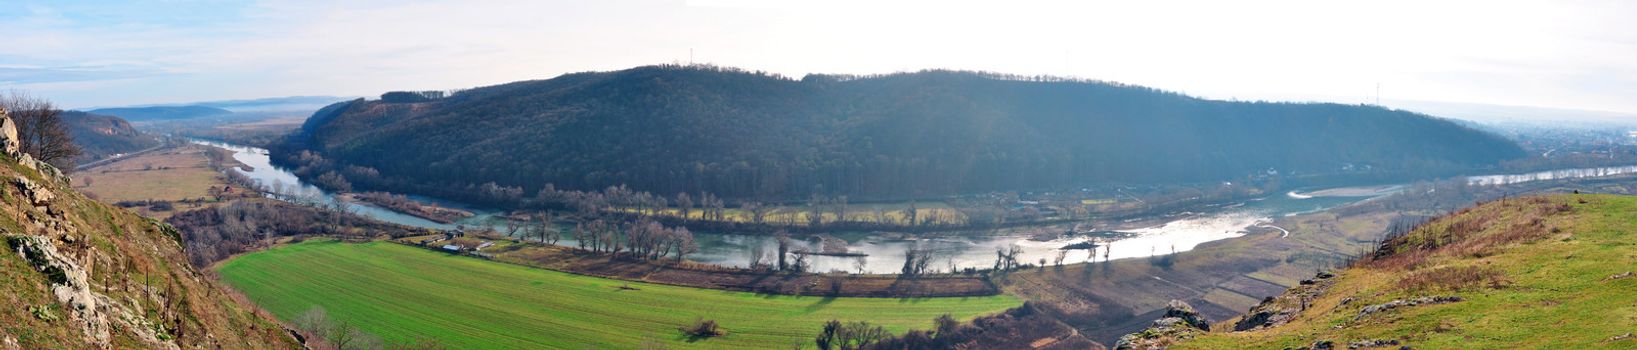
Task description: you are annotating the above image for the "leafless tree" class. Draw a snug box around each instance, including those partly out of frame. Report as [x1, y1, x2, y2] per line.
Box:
[747, 241, 767, 268]
[776, 230, 792, 271]
[671, 227, 696, 261]
[1, 91, 81, 169]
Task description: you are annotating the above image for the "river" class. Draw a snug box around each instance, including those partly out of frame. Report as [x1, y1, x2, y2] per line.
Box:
[194, 140, 1626, 273]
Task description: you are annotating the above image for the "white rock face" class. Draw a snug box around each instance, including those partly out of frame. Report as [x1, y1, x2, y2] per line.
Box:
[0, 108, 18, 156]
[9, 235, 110, 346]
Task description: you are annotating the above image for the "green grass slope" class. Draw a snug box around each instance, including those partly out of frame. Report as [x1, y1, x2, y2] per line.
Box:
[1165, 194, 1637, 349]
[217, 241, 1021, 349]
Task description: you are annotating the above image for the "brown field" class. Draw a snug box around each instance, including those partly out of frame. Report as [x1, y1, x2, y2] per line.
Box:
[996, 208, 1398, 343]
[71, 144, 232, 217]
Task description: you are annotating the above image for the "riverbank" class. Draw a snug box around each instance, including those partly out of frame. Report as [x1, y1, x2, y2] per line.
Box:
[342, 192, 474, 224]
[397, 234, 1001, 297]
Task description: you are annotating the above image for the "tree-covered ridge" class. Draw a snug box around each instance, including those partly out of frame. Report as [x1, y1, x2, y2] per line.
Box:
[61, 111, 158, 165]
[277, 65, 1525, 203]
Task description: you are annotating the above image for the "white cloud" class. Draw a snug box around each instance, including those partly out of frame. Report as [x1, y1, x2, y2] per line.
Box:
[2, 0, 1634, 114]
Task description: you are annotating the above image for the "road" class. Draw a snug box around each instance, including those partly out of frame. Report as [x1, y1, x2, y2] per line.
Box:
[73, 144, 166, 171]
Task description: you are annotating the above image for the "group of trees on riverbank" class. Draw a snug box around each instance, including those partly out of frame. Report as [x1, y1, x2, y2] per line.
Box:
[568, 218, 698, 261]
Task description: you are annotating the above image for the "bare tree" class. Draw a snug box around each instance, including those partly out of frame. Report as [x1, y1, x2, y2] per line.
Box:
[676, 192, 694, 220]
[505, 220, 521, 237]
[776, 230, 792, 271]
[1, 91, 80, 169]
[671, 227, 696, 261]
[748, 241, 767, 268]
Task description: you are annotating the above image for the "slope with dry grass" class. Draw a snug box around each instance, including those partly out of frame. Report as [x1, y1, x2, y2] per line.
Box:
[1147, 194, 1637, 349]
[0, 109, 298, 349]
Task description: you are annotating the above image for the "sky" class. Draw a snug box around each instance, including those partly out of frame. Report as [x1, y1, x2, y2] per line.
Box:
[2, 0, 1635, 114]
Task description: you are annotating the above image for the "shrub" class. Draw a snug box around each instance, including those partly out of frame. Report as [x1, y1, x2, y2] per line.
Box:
[679, 318, 724, 339]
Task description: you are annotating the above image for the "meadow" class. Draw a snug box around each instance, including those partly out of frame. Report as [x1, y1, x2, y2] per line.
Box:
[71, 145, 233, 218]
[217, 241, 1020, 349]
[72, 145, 224, 202]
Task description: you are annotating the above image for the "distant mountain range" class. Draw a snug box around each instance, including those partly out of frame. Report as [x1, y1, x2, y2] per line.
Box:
[276, 65, 1527, 202]
[80, 96, 355, 122]
[85, 105, 233, 122]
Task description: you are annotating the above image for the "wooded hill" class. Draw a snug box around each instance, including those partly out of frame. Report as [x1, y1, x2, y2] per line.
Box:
[61, 111, 159, 165]
[276, 65, 1525, 203]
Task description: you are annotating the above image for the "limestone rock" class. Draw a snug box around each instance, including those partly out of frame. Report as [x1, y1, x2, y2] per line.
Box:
[13, 176, 55, 206]
[1235, 270, 1339, 331]
[0, 109, 17, 156]
[8, 235, 109, 346]
[1113, 300, 1212, 350]
[1355, 296, 1463, 321]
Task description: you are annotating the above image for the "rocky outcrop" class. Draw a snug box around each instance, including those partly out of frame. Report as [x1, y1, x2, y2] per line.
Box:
[1113, 300, 1211, 350]
[0, 111, 18, 156]
[1355, 296, 1463, 321]
[1234, 270, 1339, 331]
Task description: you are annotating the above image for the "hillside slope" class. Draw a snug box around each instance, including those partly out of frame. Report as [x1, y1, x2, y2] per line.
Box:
[0, 109, 297, 348]
[1119, 194, 1637, 349]
[62, 111, 159, 165]
[276, 65, 1525, 203]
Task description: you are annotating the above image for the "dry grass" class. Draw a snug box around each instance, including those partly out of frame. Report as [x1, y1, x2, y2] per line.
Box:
[1174, 194, 1635, 350]
[70, 145, 233, 218]
[1367, 197, 1569, 271]
[73, 145, 226, 202]
[1396, 265, 1508, 292]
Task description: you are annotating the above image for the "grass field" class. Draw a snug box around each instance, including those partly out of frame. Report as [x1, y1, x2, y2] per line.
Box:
[217, 241, 1020, 349]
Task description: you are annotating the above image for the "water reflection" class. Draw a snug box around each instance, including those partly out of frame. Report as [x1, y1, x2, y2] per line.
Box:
[193, 139, 1525, 273]
[1467, 165, 1637, 186]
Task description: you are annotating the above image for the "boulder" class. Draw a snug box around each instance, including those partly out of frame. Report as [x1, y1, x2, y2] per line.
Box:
[1163, 299, 1210, 331]
[0, 109, 17, 156]
[1113, 300, 1211, 350]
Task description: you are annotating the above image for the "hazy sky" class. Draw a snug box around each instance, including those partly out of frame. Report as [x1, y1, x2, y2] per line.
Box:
[3, 0, 1635, 114]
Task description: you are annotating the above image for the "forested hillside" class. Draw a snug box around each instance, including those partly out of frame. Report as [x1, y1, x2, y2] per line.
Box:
[277, 65, 1525, 203]
[62, 111, 159, 165]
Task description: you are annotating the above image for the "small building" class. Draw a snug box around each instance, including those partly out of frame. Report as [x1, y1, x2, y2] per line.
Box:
[441, 244, 461, 252]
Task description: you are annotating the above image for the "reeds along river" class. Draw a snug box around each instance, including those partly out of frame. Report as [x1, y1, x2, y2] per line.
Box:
[193, 140, 1630, 274]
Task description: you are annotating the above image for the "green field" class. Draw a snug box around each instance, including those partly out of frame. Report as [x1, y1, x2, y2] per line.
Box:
[217, 241, 1020, 349]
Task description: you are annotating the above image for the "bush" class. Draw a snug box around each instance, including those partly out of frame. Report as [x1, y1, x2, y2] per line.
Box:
[679, 318, 724, 339]
[148, 200, 174, 212]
